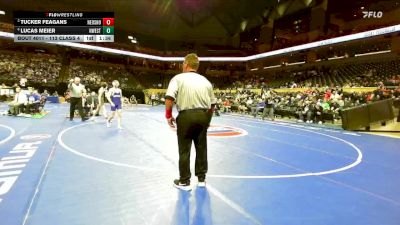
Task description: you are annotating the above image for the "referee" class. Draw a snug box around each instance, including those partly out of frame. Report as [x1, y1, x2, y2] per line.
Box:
[68, 77, 87, 121]
[165, 53, 216, 191]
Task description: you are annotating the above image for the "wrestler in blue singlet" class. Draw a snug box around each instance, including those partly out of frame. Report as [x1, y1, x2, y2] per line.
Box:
[110, 88, 122, 111]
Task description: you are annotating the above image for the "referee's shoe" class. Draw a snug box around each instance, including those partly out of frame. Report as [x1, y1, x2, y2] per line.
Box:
[173, 179, 191, 191]
[198, 180, 206, 188]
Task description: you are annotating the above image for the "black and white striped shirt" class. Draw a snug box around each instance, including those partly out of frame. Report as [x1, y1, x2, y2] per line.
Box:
[166, 72, 216, 112]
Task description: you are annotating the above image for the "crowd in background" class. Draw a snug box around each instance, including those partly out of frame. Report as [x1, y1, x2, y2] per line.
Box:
[0, 51, 61, 85]
[1, 48, 398, 91]
[0, 47, 399, 124]
[68, 61, 142, 90]
[213, 85, 400, 123]
[235, 60, 400, 90]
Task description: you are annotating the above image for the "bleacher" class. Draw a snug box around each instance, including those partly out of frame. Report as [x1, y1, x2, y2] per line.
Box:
[69, 59, 143, 90]
[298, 60, 400, 87]
[0, 50, 61, 85]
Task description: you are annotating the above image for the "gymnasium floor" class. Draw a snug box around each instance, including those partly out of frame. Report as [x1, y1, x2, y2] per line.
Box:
[0, 103, 400, 225]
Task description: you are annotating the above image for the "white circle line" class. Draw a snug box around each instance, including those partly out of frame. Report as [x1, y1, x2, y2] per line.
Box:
[57, 117, 363, 179]
[207, 115, 363, 179]
[0, 124, 16, 145]
[57, 122, 165, 172]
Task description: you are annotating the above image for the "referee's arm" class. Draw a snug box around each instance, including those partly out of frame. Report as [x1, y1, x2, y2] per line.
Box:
[165, 77, 178, 128]
[67, 79, 74, 90]
[165, 96, 175, 128]
[208, 84, 217, 124]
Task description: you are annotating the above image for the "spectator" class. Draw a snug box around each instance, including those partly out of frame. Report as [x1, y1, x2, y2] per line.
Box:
[151, 92, 156, 106]
[251, 97, 265, 118]
[262, 95, 275, 121]
[314, 99, 324, 124]
[298, 100, 315, 123]
[8, 87, 27, 116]
[25, 88, 41, 114]
[222, 98, 231, 113]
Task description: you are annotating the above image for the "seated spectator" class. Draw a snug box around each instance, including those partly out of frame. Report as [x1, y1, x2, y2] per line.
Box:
[298, 100, 314, 123]
[245, 97, 254, 114]
[251, 98, 265, 118]
[262, 96, 275, 121]
[330, 101, 341, 122]
[8, 87, 28, 116]
[214, 98, 222, 116]
[237, 101, 248, 114]
[330, 90, 341, 101]
[314, 100, 324, 124]
[324, 89, 332, 101]
[222, 98, 232, 113]
[25, 88, 41, 114]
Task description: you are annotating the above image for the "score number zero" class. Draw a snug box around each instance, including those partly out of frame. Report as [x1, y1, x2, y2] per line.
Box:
[102, 18, 114, 35]
[103, 18, 114, 26]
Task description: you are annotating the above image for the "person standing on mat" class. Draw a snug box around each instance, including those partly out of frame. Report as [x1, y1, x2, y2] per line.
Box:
[91, 82, 108, 120]
[165, 53, 216, 191]
[106, 80, 123, 130]
[68, 77, 87, 121]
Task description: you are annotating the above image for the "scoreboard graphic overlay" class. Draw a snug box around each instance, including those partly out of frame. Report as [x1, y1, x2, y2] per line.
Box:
[14, 11, 114, 42]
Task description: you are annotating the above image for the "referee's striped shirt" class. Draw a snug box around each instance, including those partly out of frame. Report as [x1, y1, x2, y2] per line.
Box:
[68, 83, 86, 98]
[166, 72, 216, 112]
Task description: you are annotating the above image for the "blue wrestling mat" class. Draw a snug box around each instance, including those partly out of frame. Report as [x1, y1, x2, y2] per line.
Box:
[0, 103, 399, 225]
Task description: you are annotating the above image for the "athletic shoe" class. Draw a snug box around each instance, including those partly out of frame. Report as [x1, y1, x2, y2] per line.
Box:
[198, 181, 206, 188]
[173, 179, 191, 191]
[82, 117, 89, 122]
[318, 121, 323, 124]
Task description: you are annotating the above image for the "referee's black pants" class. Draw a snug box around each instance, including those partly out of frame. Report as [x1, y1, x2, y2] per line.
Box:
[176, 109, 211, 183]
[69, 97, 85, 120]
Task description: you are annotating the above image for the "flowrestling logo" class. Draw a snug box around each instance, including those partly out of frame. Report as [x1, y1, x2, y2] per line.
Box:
[362, 11, 383, 18]
[207, 125, 247, 137]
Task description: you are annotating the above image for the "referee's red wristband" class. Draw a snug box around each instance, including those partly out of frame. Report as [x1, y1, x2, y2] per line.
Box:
[166, 109, 172, 119]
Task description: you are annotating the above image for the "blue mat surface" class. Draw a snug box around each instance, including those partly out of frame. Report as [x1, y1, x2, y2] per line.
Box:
[0, 104, 399, 225]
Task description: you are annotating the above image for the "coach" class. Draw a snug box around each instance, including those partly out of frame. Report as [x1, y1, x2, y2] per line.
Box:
[165, 53, 216, 191]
